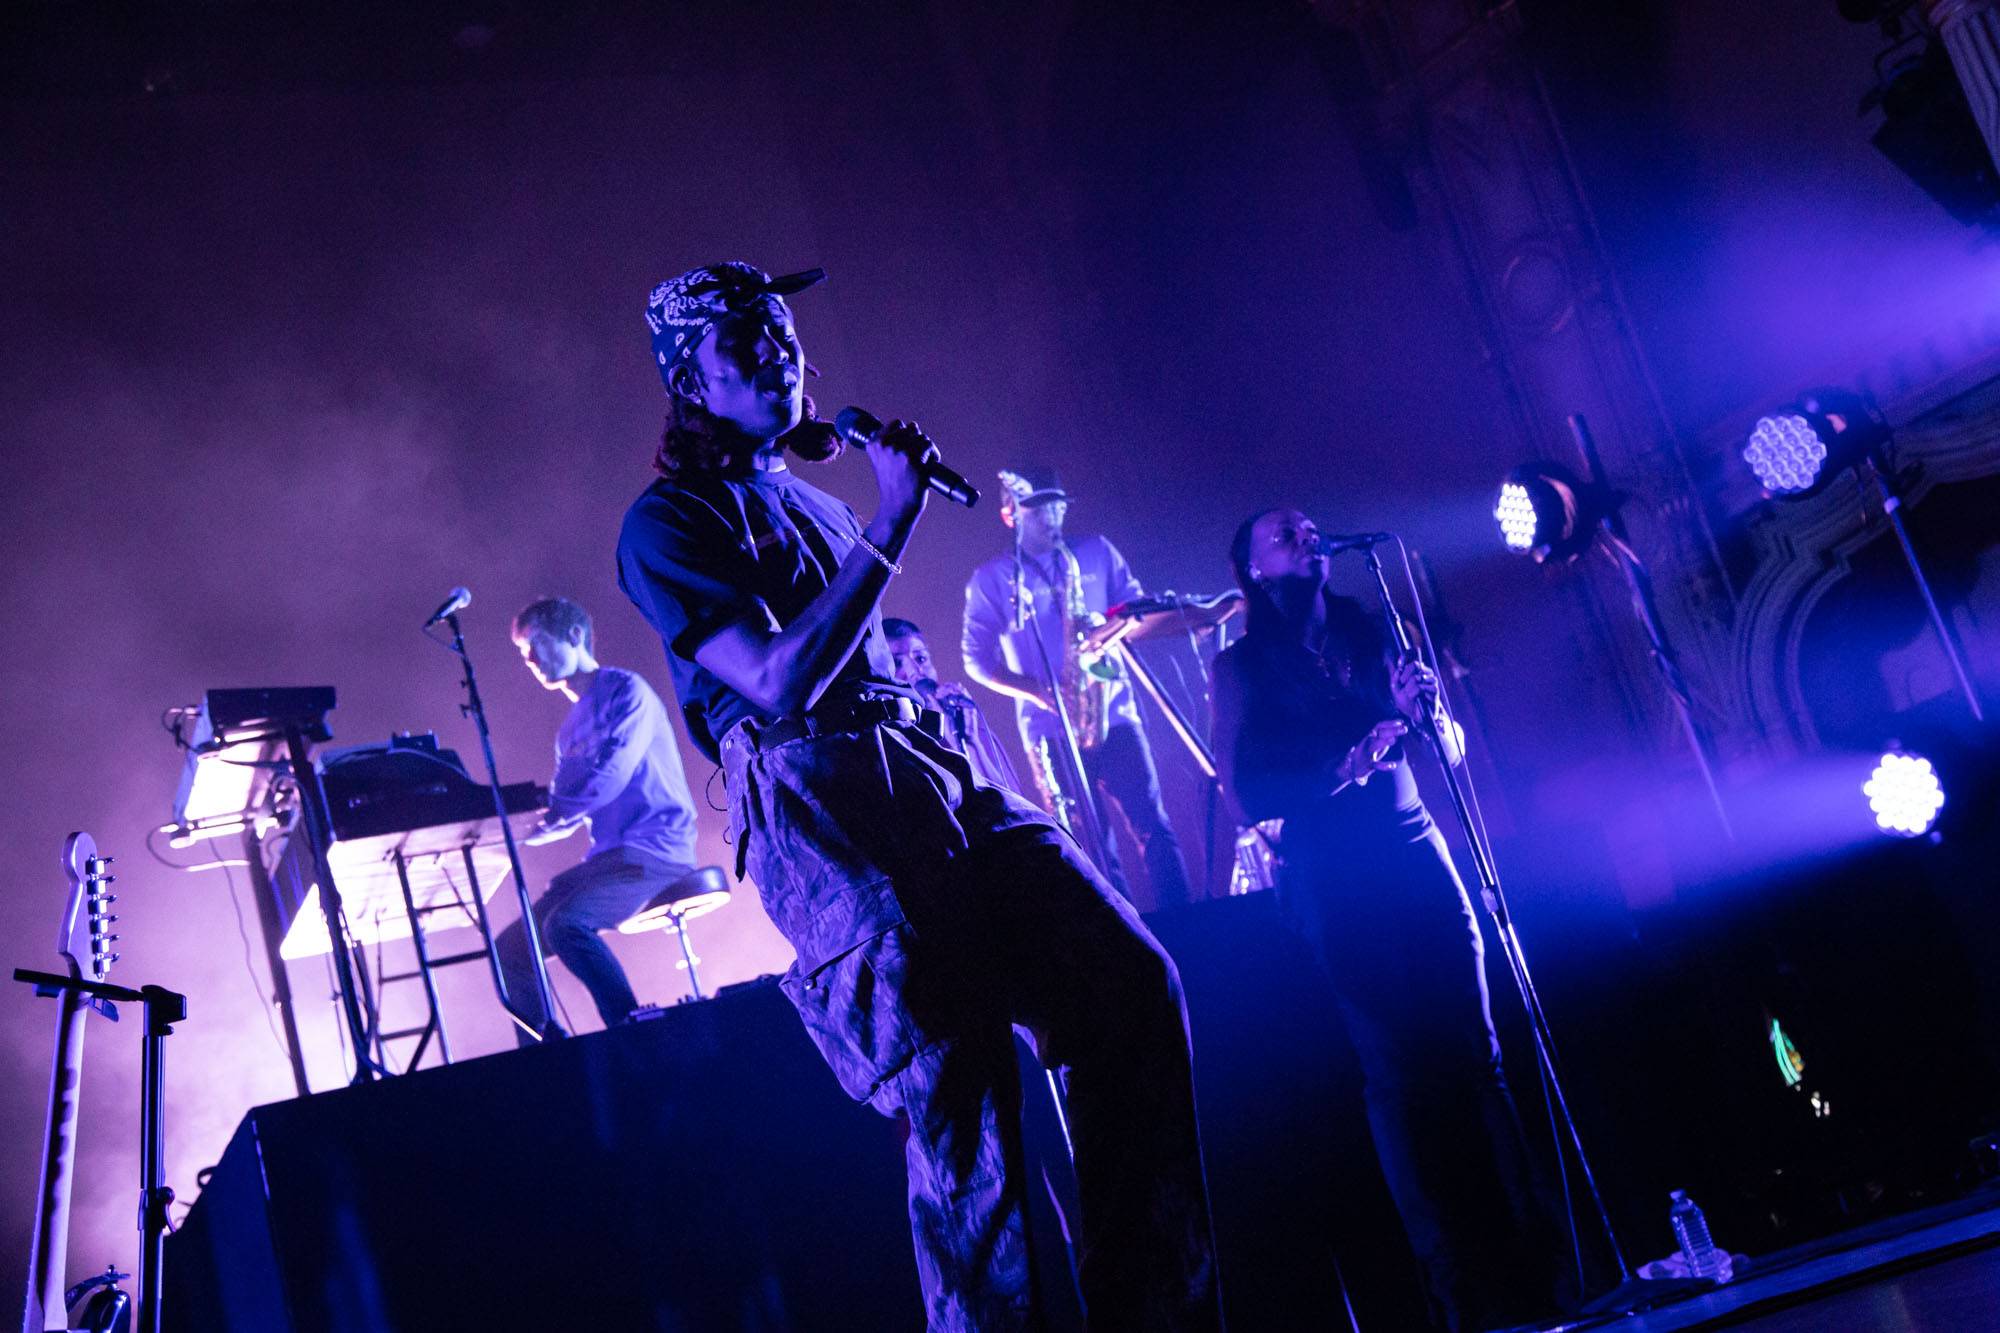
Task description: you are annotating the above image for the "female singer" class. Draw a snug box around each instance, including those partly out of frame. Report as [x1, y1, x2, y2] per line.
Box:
[1210, 507, 1556, 1332]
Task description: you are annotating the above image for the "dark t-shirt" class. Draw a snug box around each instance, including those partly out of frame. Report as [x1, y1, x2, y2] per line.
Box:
[1214, 595, 1433, 850]
[616, 464, 902, 760]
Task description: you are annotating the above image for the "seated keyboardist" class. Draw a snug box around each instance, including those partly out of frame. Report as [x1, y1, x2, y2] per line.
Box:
[500, 596, 701, 1041]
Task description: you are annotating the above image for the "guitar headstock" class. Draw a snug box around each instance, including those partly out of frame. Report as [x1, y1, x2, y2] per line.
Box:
[60, 831, 118, 983]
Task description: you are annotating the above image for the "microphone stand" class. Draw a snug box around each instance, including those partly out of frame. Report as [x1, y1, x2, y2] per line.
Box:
[1360, 541, 1629, 1293]
[1569, 414, 1734, 837]
[1000, 548, 1094, 1300]
[444, 612, 557, 1041]
[1858, 452, 1984, 722]
[1013, 535, 1117, 879]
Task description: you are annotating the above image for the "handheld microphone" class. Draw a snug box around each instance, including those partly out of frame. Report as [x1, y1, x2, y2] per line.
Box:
[934, 687, 972, 715]
[423, 586, 472, 627]
[1314, 531, 1393, 555]
[834, 407, 981, 508]
[915, 679, 972, 742]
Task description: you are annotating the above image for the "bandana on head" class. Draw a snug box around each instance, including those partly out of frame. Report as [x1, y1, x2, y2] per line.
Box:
[644, 262, 827, 390]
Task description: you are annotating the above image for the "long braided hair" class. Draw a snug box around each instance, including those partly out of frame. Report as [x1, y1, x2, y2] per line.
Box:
[1228, 508, 1289, 640]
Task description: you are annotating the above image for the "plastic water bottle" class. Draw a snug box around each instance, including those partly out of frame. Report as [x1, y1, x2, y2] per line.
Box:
[1669, 1190, 1729, 1281]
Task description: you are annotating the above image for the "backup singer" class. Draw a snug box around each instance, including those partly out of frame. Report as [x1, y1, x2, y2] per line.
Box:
[1210, 509, 1555, 1332]
[500, 596, 700, 1039]
[615, 262, 1219, 1330]
[882, 616, 1023, 794]
[960, 467, 1194, 909]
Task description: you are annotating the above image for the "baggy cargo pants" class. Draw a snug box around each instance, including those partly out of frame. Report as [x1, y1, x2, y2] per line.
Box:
[721, 714, 1221, 1332]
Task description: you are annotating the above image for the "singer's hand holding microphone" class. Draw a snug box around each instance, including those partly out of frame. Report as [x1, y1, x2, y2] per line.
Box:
[850, 415, 940, 529]
[834, 407, 981, 515]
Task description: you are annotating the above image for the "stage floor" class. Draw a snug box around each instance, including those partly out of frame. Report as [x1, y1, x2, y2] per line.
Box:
[1548, 1183, 2000, 1332]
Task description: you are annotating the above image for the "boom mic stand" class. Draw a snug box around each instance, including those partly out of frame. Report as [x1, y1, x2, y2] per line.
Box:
[1358, 538, 1629, 1294]
[442, 612, 557, 1041]
[1854, 450, 1984, 723]
[1012, 537, 1117, 880]
[1008, 535, 1104, 1195]
[1569, 414, 1734, 837]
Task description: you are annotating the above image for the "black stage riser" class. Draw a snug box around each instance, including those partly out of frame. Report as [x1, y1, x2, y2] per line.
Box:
[163, 893, 1401, 1332]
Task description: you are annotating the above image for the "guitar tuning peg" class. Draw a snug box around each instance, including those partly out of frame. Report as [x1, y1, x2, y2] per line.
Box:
[107, 915, 120, 924]
[106, 934, 121, 944]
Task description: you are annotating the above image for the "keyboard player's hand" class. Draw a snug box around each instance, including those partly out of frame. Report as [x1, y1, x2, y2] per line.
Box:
[523, 816, 582, 846]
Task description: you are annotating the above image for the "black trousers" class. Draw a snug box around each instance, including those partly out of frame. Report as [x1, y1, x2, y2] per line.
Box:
[1287, 827, 1558, 1332]
[1077, 722, 1194, 909]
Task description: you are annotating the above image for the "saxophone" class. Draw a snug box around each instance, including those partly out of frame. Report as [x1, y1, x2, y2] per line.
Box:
[1029, 737, 1078, 830]
[1055, 540, 1122, 752]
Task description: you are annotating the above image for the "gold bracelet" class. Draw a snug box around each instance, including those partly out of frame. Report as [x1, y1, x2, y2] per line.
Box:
[853, 533, 903, 576]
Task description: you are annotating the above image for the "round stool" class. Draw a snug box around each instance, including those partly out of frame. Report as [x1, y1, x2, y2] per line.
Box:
[617, 865, 732, 1000]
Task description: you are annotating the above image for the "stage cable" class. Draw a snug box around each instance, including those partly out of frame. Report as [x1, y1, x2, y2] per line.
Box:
[219, 859, 290, 1061]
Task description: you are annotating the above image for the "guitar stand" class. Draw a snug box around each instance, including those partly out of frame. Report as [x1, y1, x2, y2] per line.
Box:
[15, 968, 186, 1333]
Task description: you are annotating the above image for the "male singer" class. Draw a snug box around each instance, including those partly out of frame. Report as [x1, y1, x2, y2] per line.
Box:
[501, 595, 700, 1038]
[960, 467, 1194, 909]
[615, 262, 1219, 1330]
[882, 615, 1022, 793]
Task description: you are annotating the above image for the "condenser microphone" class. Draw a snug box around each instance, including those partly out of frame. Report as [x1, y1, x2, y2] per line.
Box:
[423, 586, 472, 627]
[833, 407, 981, 508]
[1314, 531, 1394, 555]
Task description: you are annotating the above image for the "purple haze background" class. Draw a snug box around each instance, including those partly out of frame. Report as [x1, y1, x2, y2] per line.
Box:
[3, 0, 1995, 1310]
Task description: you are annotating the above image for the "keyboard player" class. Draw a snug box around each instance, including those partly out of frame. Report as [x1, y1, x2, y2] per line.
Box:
[502, 596, 700, 1040]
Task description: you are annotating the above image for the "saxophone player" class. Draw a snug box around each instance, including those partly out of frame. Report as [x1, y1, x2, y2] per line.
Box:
[961, 464, 1195, 909]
